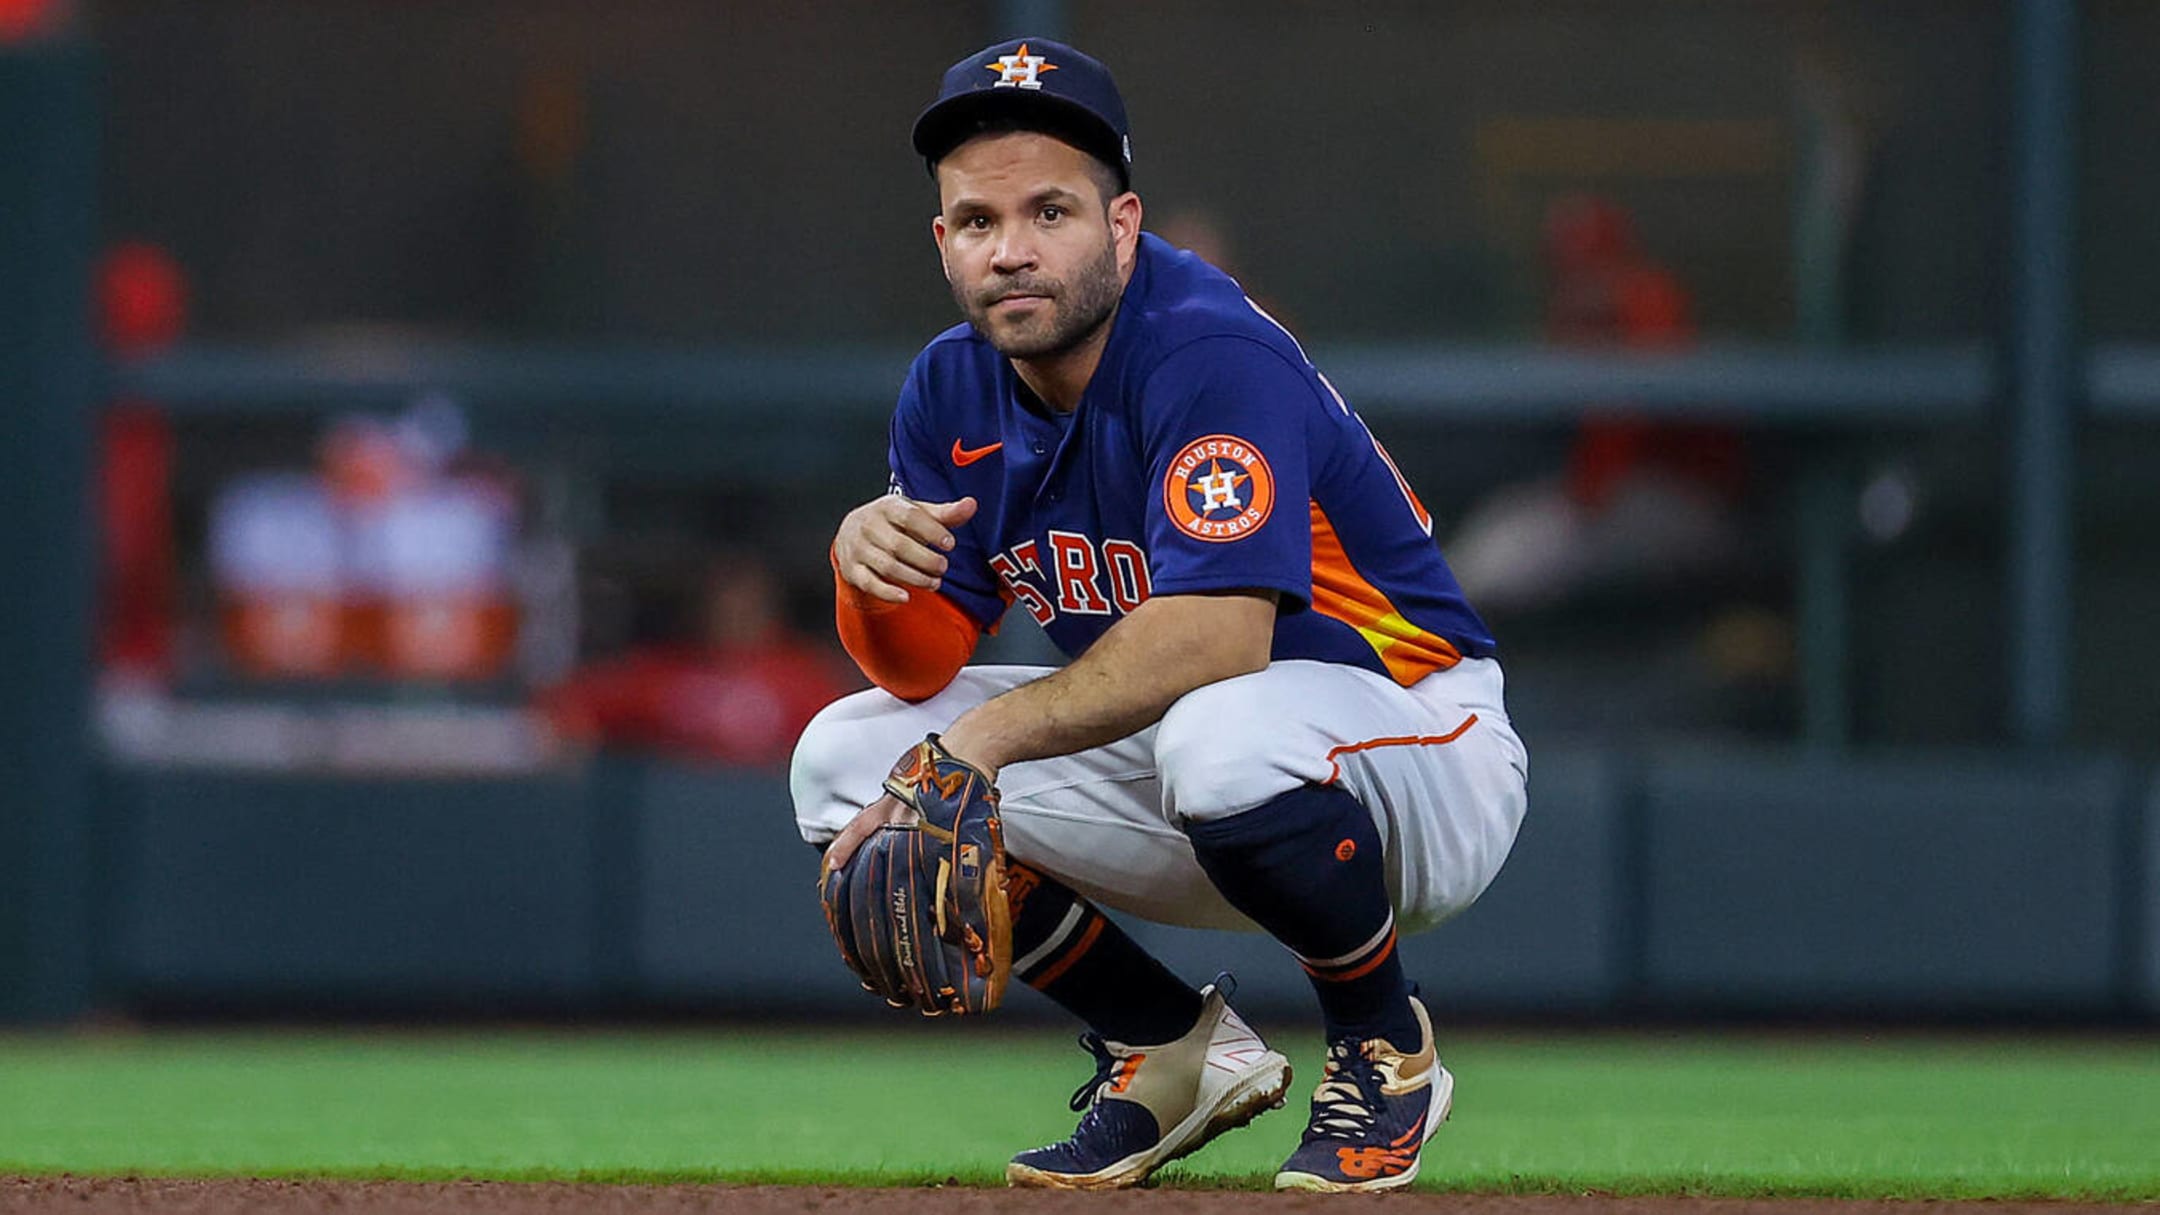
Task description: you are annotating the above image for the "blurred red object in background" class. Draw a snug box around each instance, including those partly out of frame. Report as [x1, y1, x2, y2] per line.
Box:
[96, 241, 186, 680]
[98, 241, 190, 353]
[543, 557, 851, 768]
[0, 0, 57, 43]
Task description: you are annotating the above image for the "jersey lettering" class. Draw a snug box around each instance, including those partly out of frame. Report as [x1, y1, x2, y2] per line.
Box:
[989, 540, 1054, 626]
[991, 535, 1148, 626]
[1048, 530, 1112, 616]
[1102, 539, 1151, 613]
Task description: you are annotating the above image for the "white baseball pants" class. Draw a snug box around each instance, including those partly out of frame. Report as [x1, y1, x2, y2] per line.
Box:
[791, 657, 1528, 936]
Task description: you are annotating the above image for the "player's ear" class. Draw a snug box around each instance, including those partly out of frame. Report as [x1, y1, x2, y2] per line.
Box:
[931, 215, 951, 280]
[1111, 192, 1143, 265]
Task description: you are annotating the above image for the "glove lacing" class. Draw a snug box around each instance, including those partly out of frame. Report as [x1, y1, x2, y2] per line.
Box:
[1300, 1038, 1386, 1142]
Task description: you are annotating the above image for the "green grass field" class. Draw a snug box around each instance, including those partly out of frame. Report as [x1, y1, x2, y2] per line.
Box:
[1, 1026, 2156, 1199]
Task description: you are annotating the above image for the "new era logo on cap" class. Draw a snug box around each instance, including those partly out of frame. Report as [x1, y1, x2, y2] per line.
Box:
[988, 42, 1058, 89]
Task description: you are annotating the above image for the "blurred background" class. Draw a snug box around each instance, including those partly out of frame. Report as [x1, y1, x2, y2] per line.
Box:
[2, 0, 2155, 1027]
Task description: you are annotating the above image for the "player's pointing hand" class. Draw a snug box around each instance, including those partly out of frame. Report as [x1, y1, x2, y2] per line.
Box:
[833, 494, 979, 604]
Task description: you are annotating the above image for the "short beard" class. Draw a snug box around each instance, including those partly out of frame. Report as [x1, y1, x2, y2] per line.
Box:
[955, 239, 1123, 360]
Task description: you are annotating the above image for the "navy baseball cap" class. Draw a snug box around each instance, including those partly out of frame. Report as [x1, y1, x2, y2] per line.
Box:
[912, 38, 1132, 190]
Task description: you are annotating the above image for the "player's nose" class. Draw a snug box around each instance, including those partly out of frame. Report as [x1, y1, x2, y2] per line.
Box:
[989, 229, 1038, 274]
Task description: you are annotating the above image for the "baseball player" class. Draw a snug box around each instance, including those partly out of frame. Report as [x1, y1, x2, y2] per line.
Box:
[792, 37, 1528, 1192]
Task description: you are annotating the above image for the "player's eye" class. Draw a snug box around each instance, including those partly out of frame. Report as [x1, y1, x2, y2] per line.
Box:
[1039, 205, 1064, 223]
[964, 215, 991, 230]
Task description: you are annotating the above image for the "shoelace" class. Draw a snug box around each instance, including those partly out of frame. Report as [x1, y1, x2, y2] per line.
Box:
[1301, 1039, 1387, 1142]
[1067, 1031, 1123, 1112]
[1026, 1032, 1135, 1153]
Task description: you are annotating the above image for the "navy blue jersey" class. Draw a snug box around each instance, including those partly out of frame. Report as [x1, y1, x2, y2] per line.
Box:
[887, 233, 1495, 686]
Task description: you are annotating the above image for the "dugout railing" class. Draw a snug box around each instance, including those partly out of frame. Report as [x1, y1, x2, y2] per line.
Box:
[112, 334, 2160, 751]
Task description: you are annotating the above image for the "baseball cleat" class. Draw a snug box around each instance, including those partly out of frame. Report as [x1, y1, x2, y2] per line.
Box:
[1273, 996, 1452, 1193]
[1006, 976, 1292, 1189]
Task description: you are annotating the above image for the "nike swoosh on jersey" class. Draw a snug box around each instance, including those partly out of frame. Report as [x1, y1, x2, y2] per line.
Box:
[952, 439, 1004, 466]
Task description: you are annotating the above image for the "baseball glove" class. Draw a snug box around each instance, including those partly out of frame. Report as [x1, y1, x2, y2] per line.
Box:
[817, 734, 1013, 1016]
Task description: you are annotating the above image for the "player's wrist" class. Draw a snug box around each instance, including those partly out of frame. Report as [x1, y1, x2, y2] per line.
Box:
[936, 717, 1007, 781]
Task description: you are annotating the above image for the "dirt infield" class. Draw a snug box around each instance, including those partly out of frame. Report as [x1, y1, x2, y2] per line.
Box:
[3, 1180, 2156, 1215]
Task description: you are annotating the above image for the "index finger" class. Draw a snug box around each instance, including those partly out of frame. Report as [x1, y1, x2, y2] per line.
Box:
[827, 816, 875, 871]
[889, 503, 958, 552]
[826, 793, 905, 870]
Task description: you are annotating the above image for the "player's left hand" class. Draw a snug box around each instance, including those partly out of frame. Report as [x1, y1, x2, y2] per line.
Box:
[825, 791, 911, 871]
[826, 729, 1000, 871]
[816, 734, 1013, 1016]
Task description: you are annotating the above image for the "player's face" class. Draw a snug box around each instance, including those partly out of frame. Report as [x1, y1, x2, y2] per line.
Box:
[932, 132, 1140, 361]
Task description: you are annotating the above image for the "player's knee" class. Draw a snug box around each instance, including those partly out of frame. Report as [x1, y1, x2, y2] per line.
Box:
[788, 688, 906, 836]
[1154, 676, 1299, 825]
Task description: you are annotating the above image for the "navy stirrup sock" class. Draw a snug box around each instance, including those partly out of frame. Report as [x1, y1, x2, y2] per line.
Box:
[1007, 862, 1203, 1046]
[1184, 783, 1419, 1048]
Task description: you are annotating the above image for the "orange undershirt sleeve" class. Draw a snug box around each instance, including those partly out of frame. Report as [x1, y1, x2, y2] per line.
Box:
[831, 549, 982, 702]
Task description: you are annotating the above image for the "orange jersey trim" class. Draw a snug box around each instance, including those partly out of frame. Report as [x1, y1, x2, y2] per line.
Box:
[831, 549, 980, 702]
[1308, 503, 1461, 685]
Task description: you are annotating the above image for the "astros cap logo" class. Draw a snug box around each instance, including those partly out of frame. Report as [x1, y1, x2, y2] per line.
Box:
[1164, 434, 1276, 542]
[987, 42, 1058, 89]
